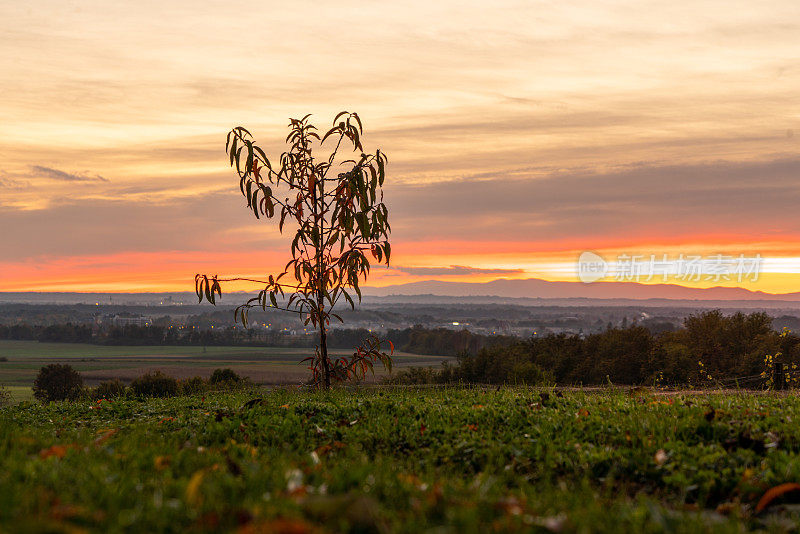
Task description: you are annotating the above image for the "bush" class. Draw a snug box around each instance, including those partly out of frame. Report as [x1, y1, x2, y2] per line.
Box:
[0, 386, 11, 407]
[130, 371, 178, 398]
[180, 376, 207, 395]
[33, 364, 84, 402]
[209, 368, 242, 385]
[382, 366, 443, 385]
[509, 361, 552, 386]
[93, 379, 127, 400]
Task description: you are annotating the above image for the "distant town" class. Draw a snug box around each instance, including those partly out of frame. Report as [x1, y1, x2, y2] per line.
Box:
[4, 292, 800, 342]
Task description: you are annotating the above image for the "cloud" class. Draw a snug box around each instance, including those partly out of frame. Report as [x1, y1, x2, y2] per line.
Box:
[395, 265, 524, 276]
[386, 156, 800, 247]
[30, 165, 108, 182]
[0, 187, 285, 261]
[0, 177, 28, 190]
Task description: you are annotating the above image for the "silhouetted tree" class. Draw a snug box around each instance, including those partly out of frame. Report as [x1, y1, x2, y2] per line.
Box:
[195, 113, 393, 388]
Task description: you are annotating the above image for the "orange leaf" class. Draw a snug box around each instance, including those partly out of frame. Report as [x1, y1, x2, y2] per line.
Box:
[94, 429, 117, 446]
[39, 444, 77, 459]
[756, 482, 800, 513]
[154, 455, 171, 471]
[186, 470, 207, 506]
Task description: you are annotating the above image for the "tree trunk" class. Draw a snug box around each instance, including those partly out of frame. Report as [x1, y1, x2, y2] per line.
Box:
[320, 316, 330, 389]
[315, 162, 331, 389]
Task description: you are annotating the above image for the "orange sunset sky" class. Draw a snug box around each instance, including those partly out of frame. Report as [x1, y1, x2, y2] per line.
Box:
[2, 1, 800, 294]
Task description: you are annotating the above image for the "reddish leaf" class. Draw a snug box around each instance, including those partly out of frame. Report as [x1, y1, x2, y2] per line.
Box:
[94, 429, 117, 446]
[756, 482, 800, 513]
[39, 444, 77, 459]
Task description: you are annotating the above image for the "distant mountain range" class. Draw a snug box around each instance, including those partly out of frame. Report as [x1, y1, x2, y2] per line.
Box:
[3, 278, 800, 307]
[363, 278, 800, 301]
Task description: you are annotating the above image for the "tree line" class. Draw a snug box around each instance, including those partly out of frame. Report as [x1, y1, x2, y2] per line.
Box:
[0, 322, 513, 355]
[389, 311, 797, 386]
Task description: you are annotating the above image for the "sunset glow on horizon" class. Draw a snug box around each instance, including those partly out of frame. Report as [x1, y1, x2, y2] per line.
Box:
[2, 1, 800, 294]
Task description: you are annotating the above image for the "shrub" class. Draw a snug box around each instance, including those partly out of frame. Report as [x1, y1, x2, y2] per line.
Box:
[130, 371, 178, 398]
[0, 386, 11, 407]
[33, 364, 84, 402]
[509, 361, 552, 386]
[382, 366, 443, 385]
[180, 376, 207, 395]
[93, 379, 127, 400]
[209, 368, 242, 385]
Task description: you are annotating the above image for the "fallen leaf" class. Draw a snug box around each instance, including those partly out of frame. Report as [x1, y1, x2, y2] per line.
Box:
[186, 470, 207, 506]
[94, 429, 117, 446]
[755, 482, 800, 513]
[154, 455, 171, 470]
[39, 444, 77, 460]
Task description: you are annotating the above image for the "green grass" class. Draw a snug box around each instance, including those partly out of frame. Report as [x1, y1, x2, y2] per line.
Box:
[3, 387, 800, 532]
[2, 385, 33, 402]
[0, 340, 451, 387]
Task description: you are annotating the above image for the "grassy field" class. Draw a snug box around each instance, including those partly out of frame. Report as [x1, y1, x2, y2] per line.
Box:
[0, 340, 451, 393]
[3, 387, 800, 532]
[2, 385, 34, 402]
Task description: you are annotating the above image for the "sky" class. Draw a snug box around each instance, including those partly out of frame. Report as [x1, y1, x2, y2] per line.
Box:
[1, 0, 800, 294]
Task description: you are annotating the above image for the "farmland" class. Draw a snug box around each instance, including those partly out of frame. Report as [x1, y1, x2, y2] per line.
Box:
[0, 340, 451, 399]
[3, 388, 800, 532]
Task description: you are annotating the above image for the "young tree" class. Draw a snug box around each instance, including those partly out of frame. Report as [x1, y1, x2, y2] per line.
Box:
[196, 112, 393, 388]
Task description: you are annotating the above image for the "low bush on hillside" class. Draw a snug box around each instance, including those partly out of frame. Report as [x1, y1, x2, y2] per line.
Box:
[179, 376, 207, 395]
[386, 349, 554, 386]
[208, 368, 252, 391]
[33, 364, 84, 402]
[93, 379, 127, 400]
[0, 386, 11, 407]
[383, 366, 446, 385]
[209, 368, 241, 385]
[130, 371, 179, 398]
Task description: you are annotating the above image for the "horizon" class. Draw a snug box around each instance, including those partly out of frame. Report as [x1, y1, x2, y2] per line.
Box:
[2, 1, 800, 294]
[6, 274, 800, 302]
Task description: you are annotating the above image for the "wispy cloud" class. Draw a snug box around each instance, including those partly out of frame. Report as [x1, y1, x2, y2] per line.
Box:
[395, 265, 524, 276]
[0, 177, 29, 190]
[30, 165, 108, 182]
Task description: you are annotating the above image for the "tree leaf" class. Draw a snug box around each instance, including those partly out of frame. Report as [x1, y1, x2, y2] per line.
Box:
[756, 483, 800, 513]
